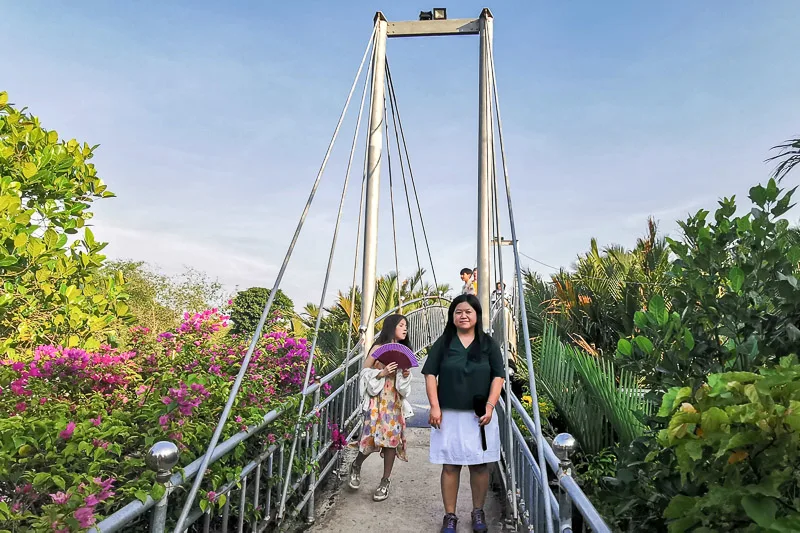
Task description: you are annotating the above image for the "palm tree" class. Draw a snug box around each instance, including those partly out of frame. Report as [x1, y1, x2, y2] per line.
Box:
[523, 218, 671, 354]
[767, 136, 800, 181]
[300, 269, 449, 373]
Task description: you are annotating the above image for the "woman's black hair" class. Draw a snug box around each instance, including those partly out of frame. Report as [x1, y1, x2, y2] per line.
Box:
[440, 294, 486, 361]
[370, 313, 410, 352]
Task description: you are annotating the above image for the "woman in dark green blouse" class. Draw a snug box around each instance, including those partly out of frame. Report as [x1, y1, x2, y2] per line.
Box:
[422, 294, 505, 533]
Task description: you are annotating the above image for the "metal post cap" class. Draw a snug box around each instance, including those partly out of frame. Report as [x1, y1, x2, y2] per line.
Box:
[146, 441, 180, 482]
[552, 433, 577, 461]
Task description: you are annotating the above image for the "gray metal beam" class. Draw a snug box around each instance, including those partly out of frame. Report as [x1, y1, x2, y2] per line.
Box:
[477, 9, 493, 329]
[386, 18, 479, 38]
[361, 13, 388, 352]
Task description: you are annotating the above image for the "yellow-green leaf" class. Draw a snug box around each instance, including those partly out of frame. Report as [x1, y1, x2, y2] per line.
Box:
[0, 91, 7, 105]
[67, 335, 80, 347]
[22, 162, 38, 178]
[13, 233, 28, 249]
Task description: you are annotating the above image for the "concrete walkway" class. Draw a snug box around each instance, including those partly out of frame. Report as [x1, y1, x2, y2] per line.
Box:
[312, 429, 504, 532]
[312, 374, 506, 533]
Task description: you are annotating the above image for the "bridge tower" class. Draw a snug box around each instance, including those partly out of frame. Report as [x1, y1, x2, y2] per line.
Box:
[361, 8, 495, 347]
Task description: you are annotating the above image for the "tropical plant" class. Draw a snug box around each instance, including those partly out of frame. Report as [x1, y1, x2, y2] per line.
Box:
[534, 322, 650, 454]
[657, 355, 800, 532]
[228, 287, 295, 337]
[0, 309, 324, 531]
[619, 179, 800, 396]
[523, 218, 671, 354]
[604, 178, 800, 531]
[0, 92, 130, 357]
[768, 136, 800, 182]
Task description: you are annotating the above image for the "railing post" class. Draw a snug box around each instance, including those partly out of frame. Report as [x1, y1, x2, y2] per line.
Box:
[307, 380, 321, 524]
[145, 441, 180, 533]
[553, 433, 577, 533]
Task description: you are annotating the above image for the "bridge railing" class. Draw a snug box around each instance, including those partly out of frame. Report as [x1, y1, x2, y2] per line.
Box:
[89, 297, 450, 533]
[496, 387, 612, 533]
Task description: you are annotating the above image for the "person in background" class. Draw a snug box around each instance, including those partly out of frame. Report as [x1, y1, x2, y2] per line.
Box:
[472, 268, 479, 295]
[348, 314, 414, 502]
[422, 295, 504, 533]
[460, 267, 476, 295]
[491, 282, 509, 307]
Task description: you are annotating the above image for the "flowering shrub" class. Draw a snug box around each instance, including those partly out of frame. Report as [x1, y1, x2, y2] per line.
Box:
[0, 309, 324, 531]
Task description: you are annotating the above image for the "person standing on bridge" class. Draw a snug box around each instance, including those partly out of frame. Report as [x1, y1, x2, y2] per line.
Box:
[348, 313, 414, 502]
[460, 267, 476, 295]
[422, 294, 504, 533]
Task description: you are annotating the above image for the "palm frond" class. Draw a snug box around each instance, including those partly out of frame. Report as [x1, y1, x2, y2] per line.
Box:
[767, 137, 800, 182]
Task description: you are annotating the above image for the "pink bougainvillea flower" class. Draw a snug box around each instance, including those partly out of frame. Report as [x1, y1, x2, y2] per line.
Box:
[84, 494, 100, 507]
[74, 506, 96, 528]
[207, 491, 217, 502]
[90, 415, 102, 426]
[59, 421, 76, 440]
[14, 401, 26, 413]
[50, 492, 69, 504]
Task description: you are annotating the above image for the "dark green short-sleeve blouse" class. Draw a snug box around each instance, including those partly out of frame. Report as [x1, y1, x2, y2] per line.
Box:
[421, 334, 505, 411]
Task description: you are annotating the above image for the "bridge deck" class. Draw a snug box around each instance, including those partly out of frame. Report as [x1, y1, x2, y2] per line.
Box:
[313, 364, 505, 532]
[312, 427, 505, 532]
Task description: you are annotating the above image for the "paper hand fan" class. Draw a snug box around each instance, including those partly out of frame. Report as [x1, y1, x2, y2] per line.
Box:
[372, 342, 418, 370]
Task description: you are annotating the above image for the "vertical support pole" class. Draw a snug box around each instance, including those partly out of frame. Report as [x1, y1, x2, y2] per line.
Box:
[477, 8, 494, 329]
[361, 12, 389, 352]
[553, 433, 577, 533]
[307, 384, 321, 523]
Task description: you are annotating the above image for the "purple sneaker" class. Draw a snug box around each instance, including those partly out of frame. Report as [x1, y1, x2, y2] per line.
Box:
[472, 508, 488, 532]
[441, 513, 458, 533]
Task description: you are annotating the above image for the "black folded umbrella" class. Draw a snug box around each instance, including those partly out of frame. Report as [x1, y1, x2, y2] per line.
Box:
[473, 394, 487, 451]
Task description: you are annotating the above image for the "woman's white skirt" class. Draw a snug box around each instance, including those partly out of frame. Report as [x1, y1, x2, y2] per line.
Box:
[429, 409, 501, 465]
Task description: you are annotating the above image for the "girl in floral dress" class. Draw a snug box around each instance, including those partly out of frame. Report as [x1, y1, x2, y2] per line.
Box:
[348, 314, 414, 501]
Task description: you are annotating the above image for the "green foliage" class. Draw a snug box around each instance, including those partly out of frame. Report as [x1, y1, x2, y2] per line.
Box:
[102, 260, 227, 337]
[0, 92, 130, 357]
[523, 218, 670, 354]
[229, 286, 295, 337]
[619, 180, 800, 395]
[535, 322, 650, 454]
[657, 355, 800, 532]
[603, 178, 800, 531]
[0, 310, 312, 531]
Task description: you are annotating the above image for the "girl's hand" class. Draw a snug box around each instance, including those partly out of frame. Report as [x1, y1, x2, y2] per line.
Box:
[479, 404, 494, 427]
[429, 406, 442, 429]
[401, 369, 410, 378]
[378, 362, 398, 378]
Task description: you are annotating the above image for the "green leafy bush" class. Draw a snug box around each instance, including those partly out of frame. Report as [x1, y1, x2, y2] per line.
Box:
[620, 179, 800, 395]
[0, 92, 130, 357]
[658, 355, 800, 532]
[604, 178, 800, 530]
[0, 309, 322, 531]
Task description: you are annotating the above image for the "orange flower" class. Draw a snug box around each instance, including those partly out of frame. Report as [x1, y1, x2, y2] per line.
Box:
[728, 450, 748, 464]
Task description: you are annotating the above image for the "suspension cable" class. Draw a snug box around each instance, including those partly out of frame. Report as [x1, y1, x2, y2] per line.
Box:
[276, 28, 376, 521]
[385, 60, 443, 301]
[384, 97, 402, 309]
[487, 69, 519, 522]
[488, 36, 554, 533]
[173, 27, 378, 532]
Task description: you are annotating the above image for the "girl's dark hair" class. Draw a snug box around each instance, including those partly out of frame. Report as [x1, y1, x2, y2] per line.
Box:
[371, 313, 410, 351]
[440, 294, 486, 361]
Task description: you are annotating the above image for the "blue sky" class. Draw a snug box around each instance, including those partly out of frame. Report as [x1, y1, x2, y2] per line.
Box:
[3, 1, 800, 308]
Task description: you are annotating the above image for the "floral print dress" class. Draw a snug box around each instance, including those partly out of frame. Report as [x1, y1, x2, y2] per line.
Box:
[356, 372, 408, 461]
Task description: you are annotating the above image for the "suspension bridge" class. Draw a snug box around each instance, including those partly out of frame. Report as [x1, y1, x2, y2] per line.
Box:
[88, 9, 611, 533]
